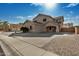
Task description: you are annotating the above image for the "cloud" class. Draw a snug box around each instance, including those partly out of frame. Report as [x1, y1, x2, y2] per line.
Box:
[32, 3, 78, 8]
[26, 15, 33, 20]
[31, 3, 57, 10]
[64, 15, 79, 26]
[70, 11, 73, 14]
[27, 16, 33, 18]
[66, 3, 79, 8]
[15, 15, 37, 20]
[26, 14, 38, 20]
[30, 3, 43, 7]
[66, 11, 73, 17]
[16, 14, 38, 20]
[16, 16, 26, 19]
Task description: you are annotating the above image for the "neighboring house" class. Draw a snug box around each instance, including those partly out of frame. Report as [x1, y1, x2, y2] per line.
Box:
[63, 23, 73, 28]
[0, 20, 9, 31]
[9, 24, 22, 31]
[23, 14, 64, 32]
[0, 20, 23, 32]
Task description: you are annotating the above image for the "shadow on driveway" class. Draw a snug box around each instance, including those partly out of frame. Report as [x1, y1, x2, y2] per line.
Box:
[9, 32, 74, 37]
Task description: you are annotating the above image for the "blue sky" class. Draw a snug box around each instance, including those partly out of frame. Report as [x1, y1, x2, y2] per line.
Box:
[0, 3, 79, 25]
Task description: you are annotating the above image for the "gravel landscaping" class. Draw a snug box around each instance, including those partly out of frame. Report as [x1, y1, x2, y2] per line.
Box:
[42, 35, 79, 56]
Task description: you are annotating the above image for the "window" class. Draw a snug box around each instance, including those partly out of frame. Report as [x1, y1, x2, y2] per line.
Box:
[43, 18, 46, 22]
[30, 26, 32, 30]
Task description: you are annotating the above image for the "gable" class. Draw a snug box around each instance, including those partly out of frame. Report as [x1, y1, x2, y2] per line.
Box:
[33, 14, 55, 23]
[33, 14, 64, 24]
[54, 16, 64, 23]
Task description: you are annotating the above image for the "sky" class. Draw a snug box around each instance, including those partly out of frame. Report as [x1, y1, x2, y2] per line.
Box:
[0, 3, 79, 26]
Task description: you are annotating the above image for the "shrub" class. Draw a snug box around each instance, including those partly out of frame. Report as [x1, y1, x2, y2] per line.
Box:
[20, 27, 29, 33]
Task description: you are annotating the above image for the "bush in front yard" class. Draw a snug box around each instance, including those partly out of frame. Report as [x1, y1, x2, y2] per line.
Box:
[20, 27, 29, 33]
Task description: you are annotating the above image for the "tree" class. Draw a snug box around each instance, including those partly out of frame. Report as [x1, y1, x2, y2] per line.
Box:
[3, 21, 9, 31]
[20, 27, 29, 33]
[23, 20, 30, 25]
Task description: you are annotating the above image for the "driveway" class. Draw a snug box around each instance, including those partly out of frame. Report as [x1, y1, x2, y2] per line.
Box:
[9, 32, 74, 37]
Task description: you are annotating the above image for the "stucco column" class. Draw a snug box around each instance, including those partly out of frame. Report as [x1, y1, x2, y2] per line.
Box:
[75, 27, 77, 35]
[56, 26, 59, 32]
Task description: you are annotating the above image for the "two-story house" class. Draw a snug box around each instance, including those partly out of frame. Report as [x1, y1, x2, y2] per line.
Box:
[23, 14, 64, 32]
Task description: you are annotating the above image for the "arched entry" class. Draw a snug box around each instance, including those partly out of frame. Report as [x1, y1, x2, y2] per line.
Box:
[46, 26, 56, 32]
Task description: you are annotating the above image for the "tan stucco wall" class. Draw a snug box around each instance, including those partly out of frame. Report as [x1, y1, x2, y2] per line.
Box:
[75, 27, 79, 34]
[44, 22, 60, 32]
[24, 21, 61, 32]
[34, 23, 43, 32]
[24, 21, 44, 32]
[24, 21, 36, 32]
[34, 15, 54, 24]
[23, 14, 64, 32]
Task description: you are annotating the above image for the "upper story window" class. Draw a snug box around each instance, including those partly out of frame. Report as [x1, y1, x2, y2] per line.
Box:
[43, 18, 46, 22]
